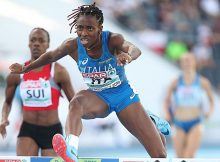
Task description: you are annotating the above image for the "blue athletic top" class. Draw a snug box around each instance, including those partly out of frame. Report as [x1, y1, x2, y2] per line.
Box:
[77, 31, 128, 91]
[174, 75, 203, 108]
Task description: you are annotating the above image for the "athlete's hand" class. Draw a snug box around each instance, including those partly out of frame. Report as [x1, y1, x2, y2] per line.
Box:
[0, 120, 9, 138]
[9, 63, 24, 74]
[116, 51, 132, 66]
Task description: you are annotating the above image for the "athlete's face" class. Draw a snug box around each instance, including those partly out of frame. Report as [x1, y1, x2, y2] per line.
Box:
[76, 15, 102, 48]
[180, 53, 196, 72]
[29, 29, 49, 60]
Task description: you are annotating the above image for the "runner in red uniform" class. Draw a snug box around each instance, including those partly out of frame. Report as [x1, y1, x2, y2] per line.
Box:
[0, 28, 75, 156]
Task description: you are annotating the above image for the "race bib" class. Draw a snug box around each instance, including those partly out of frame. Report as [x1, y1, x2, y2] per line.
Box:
[20, 78, 52, 107]
[82, 68, 121, 91]
[177, 86, 201, 107]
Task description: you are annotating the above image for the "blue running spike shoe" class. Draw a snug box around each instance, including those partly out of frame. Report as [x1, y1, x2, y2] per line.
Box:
[52, 134, 78, 162]
[147, 111, 171, 135]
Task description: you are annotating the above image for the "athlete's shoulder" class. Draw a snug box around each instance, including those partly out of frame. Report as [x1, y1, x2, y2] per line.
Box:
[53, 62, 70, 83]
[58, 37, 78, 59]
[169, 77, 179, 90]
[200, 75, 211, 88]
[62, 37, 77, 48]
[109, 32, 124, 40]
[108, 31, 124, 47]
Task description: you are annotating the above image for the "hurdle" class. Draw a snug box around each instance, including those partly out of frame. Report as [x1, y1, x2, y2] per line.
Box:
[0, 157, 169, 162]
[0, 157, 220, 162]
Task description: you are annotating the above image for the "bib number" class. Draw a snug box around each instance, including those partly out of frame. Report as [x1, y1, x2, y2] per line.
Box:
[20, 79, 52, 107]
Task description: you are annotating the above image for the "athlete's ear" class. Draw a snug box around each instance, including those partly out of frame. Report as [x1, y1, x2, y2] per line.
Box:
[98, 25, 103, 34]
[46, 42, 49, 49]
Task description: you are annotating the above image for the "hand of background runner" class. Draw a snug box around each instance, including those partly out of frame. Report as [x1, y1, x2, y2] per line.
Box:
[0, 120, 9, 138]
[9, 63, 24, 74]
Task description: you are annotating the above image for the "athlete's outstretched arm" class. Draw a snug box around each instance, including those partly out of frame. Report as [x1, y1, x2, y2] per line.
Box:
[9, 38, 76, 74]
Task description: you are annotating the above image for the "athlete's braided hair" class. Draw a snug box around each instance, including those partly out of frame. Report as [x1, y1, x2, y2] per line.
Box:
[31, 27, 50, 43]
[67, 2, 104, 33]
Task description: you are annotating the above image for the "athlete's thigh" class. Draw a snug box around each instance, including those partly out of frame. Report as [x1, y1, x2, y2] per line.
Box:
[184, 124, 203, 157]
[74, 90, 109, 119]
[117, 102, 165, 156]
[172, 126, 187, 157]
[41, 149, 56, 156]
[16, 137, 39, 156]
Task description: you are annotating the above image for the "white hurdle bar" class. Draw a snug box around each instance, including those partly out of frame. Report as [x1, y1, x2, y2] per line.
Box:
[0, 157, 220, 162]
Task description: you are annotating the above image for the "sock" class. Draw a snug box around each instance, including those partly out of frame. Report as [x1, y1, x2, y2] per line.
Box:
[66, 134, 79, 150]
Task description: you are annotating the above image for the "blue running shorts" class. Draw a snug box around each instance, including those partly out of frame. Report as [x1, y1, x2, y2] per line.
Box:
[92, 82, 140, 114]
